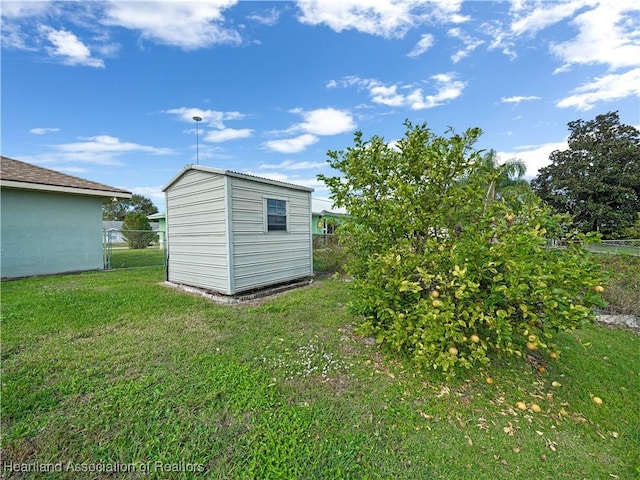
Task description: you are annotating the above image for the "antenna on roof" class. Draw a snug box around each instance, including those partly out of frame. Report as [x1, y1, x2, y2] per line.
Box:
[193, 116, 203, 165]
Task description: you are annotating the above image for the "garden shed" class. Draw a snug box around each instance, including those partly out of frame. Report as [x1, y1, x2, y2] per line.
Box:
[163, 165, 314, 295]
[1, 156, 131, 279]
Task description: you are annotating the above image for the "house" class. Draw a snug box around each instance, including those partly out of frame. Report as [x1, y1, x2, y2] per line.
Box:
[311, 198, 348, 235]
[1, 156, 131, 279]
[147, 212, 166, 249]
[102, 220, 161, 245]
[163, 165, 313, 295]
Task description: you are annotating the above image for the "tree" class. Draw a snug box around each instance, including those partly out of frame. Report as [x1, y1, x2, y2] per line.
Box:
[103, 194, 158, 221]
[461, 149, 532, 214]
[531, 111, 640, 237]
[319, 121, 605, 374]
[121, 212, 157, 249]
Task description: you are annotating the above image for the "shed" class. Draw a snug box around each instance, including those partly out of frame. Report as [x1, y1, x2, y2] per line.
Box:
[1, 156, 131, 279]
[163, 165, 314, 295]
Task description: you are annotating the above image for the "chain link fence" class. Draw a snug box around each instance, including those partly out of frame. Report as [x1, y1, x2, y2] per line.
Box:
[103, 229, 166, 269]
[585, 239, 640, 256]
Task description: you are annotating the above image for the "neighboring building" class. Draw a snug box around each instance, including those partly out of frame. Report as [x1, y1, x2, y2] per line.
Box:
[163, 165, 313, 295]
[147, 212, 166, 249]
[1, 156, 131, 279]
[102, 220, 160, 245]
[148, 212, 166, 233]
[312, 198, 348, 235]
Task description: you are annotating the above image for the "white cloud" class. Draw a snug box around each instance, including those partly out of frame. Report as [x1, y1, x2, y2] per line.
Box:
[30, 127, 60, 135]
[549, 2, 640, 72]
[448, 27, 483, 63]
[263, 134, 319, 154]
[331, 74, 465, 110]
[50, 135, 174, 165]
[407, 33, 434, 57]
[102, 0, 241, 50]
[259, 159, 327, 170]
[490, 1, 640, 73]
[293, 107, 356, 136]
[510, 0, 588, 37]
[296, 0, 418, 38]
[369, 84, 405, 107]
[204, 128, 253, 142]
[40, 26, 104, 68]
[164, 107, 246, 129]
[497, 140, 568, 179]
[247, 7, 281, 26]
[295, 0, 466, 38]
[501, 95, 541, 104]
[556, 67, 640, 110]
[263, 108, 355, 154]
[0, 1, 54, 19]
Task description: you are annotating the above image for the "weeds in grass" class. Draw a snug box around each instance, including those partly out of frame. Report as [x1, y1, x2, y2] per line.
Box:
[258, 338, 353, 380]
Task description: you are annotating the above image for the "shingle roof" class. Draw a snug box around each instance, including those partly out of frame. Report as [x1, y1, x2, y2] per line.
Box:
[1, 156, 131, 195]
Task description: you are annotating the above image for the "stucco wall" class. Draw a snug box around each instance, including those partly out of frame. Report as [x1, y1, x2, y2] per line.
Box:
[1, 189, 104, 278]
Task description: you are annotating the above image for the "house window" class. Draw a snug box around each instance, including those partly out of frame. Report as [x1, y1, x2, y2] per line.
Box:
[266, 198, 287, 231]
[323, 219, 336, 235]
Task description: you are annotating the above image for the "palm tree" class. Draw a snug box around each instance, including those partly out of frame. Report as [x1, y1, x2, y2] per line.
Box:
[476, 150, 531, 212]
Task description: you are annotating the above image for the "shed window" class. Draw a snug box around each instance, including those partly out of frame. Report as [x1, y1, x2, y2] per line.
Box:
[266, 198, 287, 231]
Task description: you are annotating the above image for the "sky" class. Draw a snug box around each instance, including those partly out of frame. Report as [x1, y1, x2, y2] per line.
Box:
[2, 0, 639, 213]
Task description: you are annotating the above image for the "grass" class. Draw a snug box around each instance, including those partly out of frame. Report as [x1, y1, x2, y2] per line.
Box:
[593, 253, 640, 317]
[108, 247, 165, 269]
[1, 267, 639, 479]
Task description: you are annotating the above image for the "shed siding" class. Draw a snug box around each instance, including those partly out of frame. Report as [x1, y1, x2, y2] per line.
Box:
[230, 177, 312, 293]
[0, 189, 103, 278]
[166, 170, 229, 292]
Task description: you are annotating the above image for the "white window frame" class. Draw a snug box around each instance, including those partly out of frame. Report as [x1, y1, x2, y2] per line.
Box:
[263, 197, 289, 233]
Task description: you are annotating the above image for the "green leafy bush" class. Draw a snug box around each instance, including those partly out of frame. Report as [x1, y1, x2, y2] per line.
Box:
[122, 212, 158, 250]
[319, 121, 606, 374]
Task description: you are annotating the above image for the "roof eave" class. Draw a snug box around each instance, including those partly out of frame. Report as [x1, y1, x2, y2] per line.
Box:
[1, 180, 132, 199]
[162, 164, 314, 193]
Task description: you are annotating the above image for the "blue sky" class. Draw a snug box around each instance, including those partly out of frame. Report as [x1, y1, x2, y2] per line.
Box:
[2, 0, 639, 212]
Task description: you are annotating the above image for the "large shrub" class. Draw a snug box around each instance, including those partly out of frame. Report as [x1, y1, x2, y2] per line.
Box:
[319, 121, 606, 373]
[122, 212, 157, 250]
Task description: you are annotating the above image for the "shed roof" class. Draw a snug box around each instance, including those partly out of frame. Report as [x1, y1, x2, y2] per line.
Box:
[163, 164, 314, 193]
[1, 156, 131, 198]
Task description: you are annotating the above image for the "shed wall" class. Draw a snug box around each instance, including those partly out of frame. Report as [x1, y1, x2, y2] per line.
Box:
[230, 176, 313, 293]
[166, 170, 229, 292]
[0, 189, 103, 278]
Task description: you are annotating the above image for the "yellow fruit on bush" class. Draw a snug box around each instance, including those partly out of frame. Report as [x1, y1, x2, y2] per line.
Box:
[432, 300, 443, 308]
[505, 214, 515, 223]
[470, 334, 480, 343]
[594, 285, 605, 293]
[549, 352, 559, 360]
[515, 401, 527, 411]
[430, 290, 440, 298]
[448, 347, 459, 356]
[526, 342, 538, 351]
[537, 366, 546, 373]
[592, 396, 603, 405]
[530, 403, 542, 413]
[486, 377, 494, 384]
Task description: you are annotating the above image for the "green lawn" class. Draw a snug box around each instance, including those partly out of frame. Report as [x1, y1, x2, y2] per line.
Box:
[108, 247, 165, 269]
[1, 267, 639, 479]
